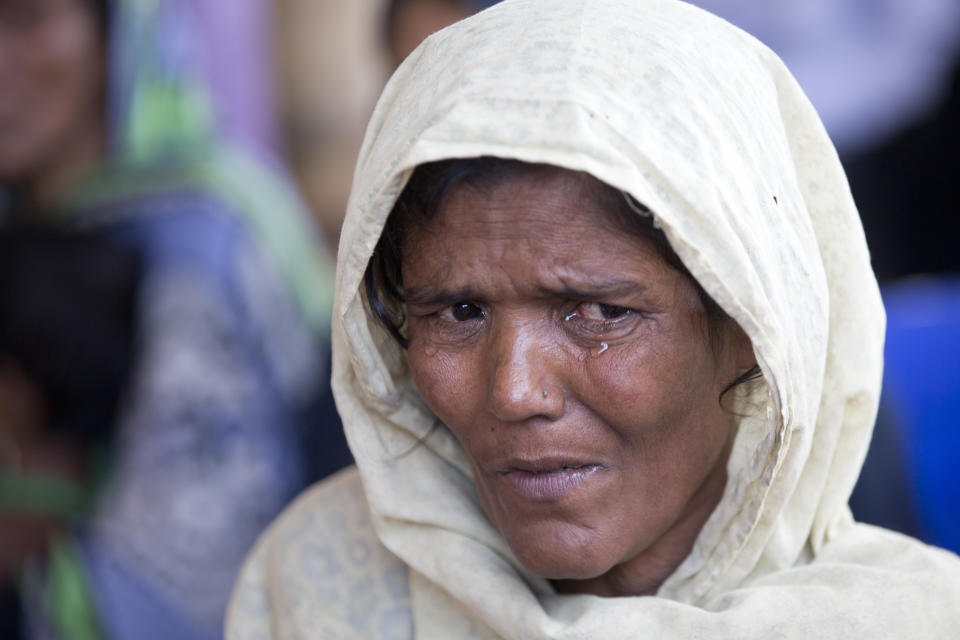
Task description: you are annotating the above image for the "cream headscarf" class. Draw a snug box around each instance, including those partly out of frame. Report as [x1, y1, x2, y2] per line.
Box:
[229, 0, 960, 637]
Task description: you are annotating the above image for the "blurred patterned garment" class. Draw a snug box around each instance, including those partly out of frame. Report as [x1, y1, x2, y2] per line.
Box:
[0, 0, 338, 639]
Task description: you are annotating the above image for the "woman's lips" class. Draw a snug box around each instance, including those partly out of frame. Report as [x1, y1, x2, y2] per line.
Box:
[498, 463, 606, 501]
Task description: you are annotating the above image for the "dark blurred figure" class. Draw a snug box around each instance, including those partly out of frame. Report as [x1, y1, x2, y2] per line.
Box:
[844, 58, 960, 282]
[1, 0, 345, 638]
[0, 230, 139, 640]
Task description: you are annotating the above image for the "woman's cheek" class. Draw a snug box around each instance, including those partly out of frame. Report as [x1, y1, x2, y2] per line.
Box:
[409, 342, 473, 427]
[582, 337, 699, 435]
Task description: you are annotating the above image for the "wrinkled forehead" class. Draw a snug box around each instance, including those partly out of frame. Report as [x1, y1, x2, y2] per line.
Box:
[392, 160, 665, 257]
[405, 164, 666, 264]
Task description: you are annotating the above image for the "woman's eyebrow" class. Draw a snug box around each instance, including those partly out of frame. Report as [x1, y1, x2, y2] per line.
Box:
[405, 285, 479, 306]
[405, 280, 647, 305]
[544, 278, 647, 299]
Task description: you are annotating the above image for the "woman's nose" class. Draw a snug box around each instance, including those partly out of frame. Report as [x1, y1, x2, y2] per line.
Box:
[486, 320, 564, 422]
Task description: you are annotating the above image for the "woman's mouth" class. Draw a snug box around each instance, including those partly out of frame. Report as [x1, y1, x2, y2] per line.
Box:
[498, 463, 606, 501]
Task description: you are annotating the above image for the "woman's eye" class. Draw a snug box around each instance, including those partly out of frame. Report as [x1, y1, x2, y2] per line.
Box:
[575, 302, 632, 322]
[449, 302, 484, 322]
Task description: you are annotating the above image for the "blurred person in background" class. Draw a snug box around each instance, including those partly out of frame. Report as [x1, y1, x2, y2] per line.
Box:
[384, 0, 498, 66]
[1, 230, 140, 639]
[272, 0, 390, 248]
[0, 0, 344, 638]
[272, 0, 500, 248]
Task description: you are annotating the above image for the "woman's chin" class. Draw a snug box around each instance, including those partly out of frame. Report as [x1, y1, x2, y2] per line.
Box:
[515, 552, 612, 583]
[503, 521, 618, 582]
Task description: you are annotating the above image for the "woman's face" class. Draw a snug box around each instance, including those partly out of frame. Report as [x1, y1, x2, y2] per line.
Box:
[403, 168, 753, 592]
[0, 0, 104, 187]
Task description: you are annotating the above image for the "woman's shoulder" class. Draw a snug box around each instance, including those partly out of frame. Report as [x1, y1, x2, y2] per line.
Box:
[718, 522, 960, 635]
[226, 466, 413, 640]
[819, 521, 960, 588]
